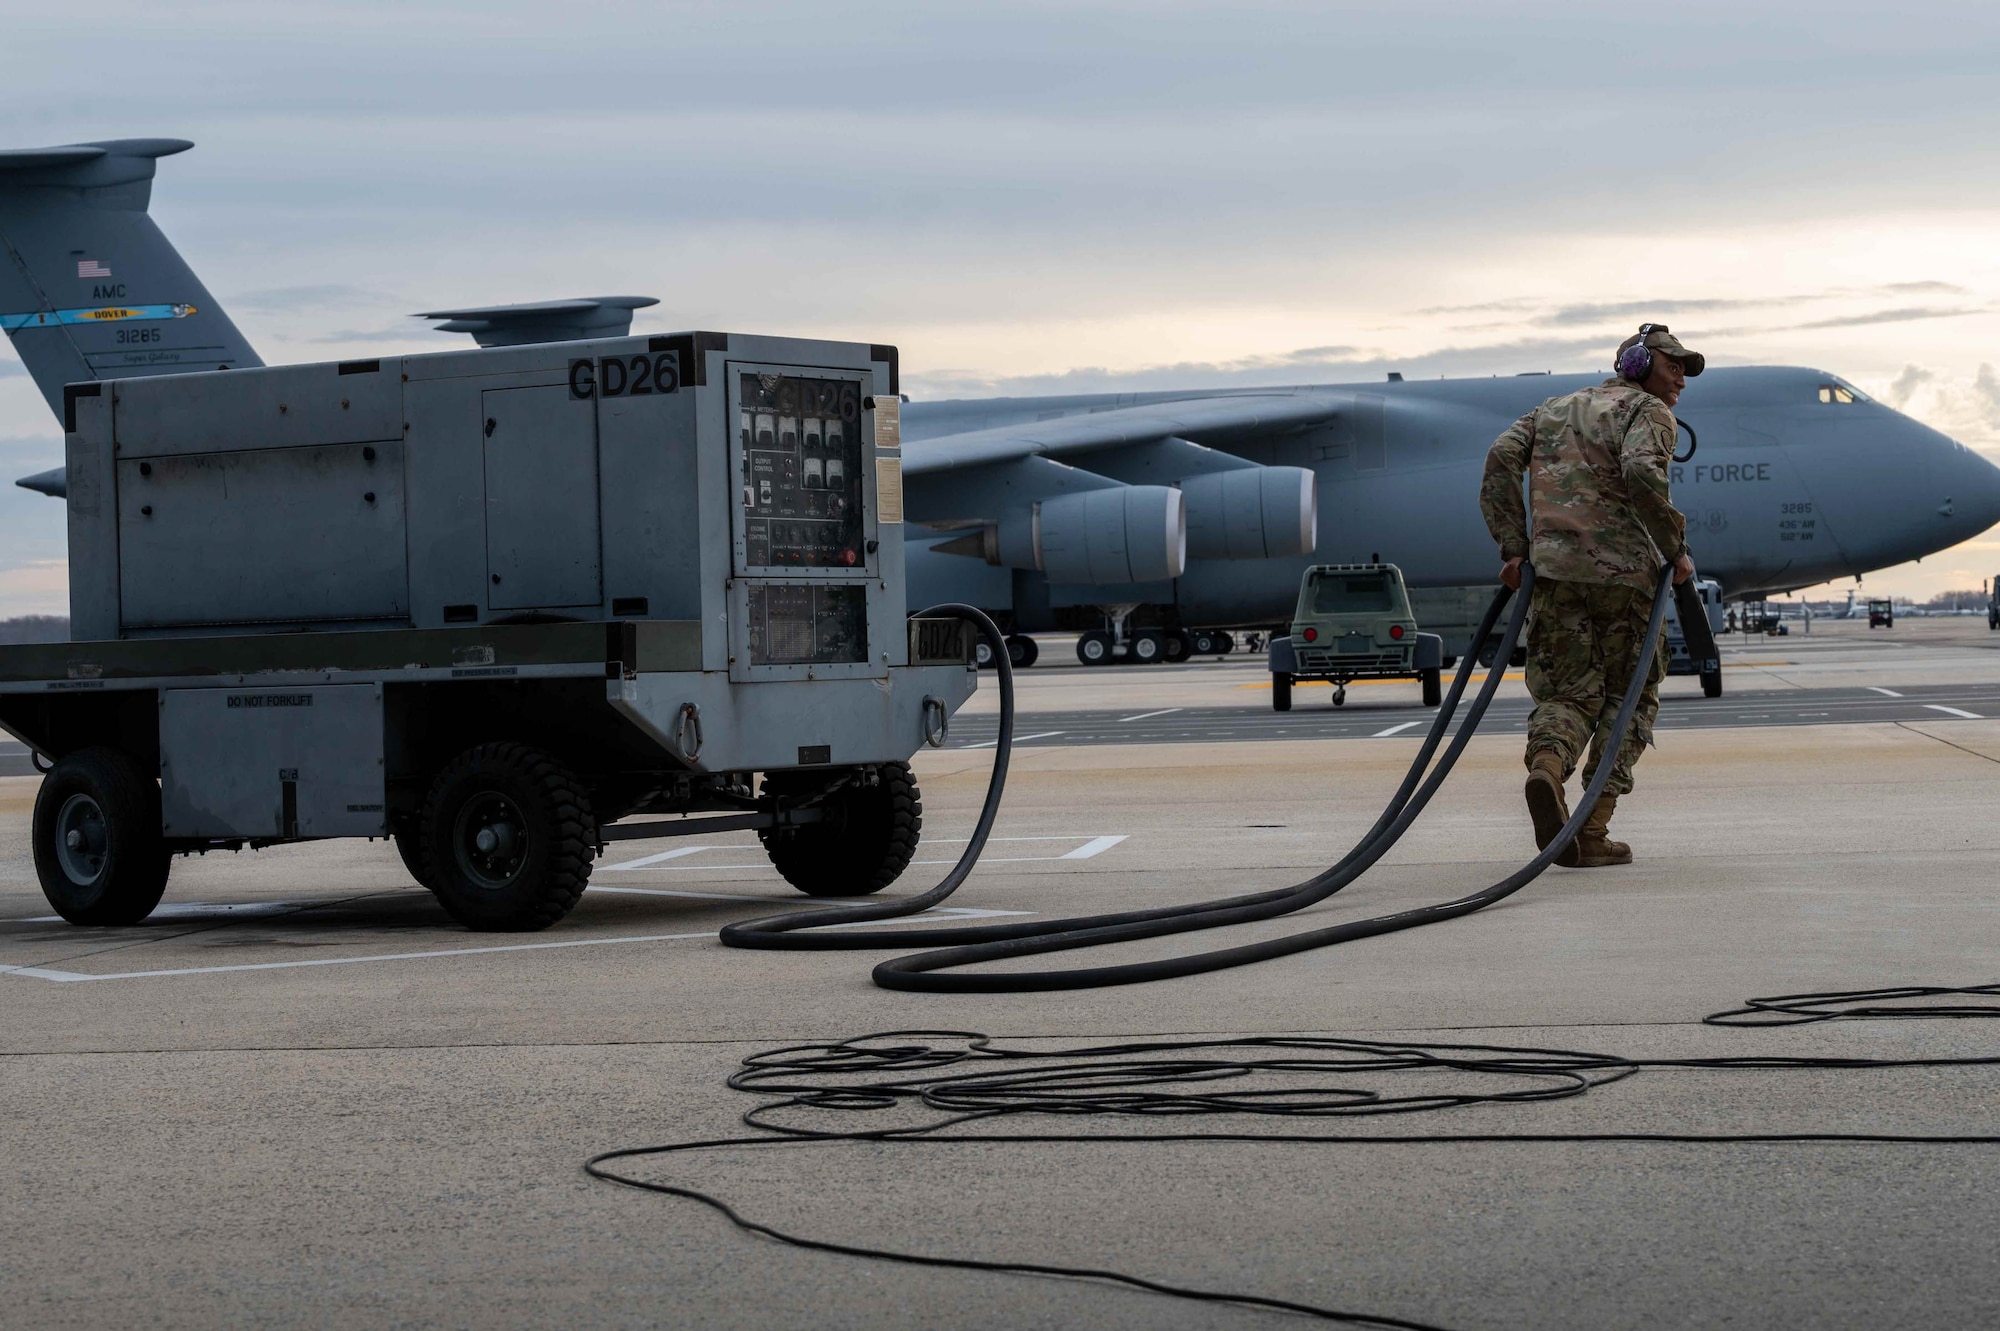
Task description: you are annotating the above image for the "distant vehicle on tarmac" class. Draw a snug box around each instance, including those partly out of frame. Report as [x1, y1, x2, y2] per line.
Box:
[1869, 598, 1895, 629]
[1267, 564, 1443, 711]
[1987, 578, 1997, 630]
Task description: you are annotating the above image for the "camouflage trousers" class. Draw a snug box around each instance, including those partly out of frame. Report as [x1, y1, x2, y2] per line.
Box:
[1523, 577, 1668, 796]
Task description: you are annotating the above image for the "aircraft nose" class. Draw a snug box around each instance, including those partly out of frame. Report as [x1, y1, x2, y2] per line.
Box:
[1949, 442, 2000, 535]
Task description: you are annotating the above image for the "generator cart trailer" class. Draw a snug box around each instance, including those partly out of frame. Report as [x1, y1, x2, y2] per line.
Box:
[1266, 563, 1444, 711]
[0, 332, 979, 931]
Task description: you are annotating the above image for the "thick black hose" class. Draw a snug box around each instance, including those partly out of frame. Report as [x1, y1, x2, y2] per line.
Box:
[723, 569, 1519, 957]
[880, 563, 1673, 991]
[718, 603, 1016, 946]
[725, 565, 1673, 992]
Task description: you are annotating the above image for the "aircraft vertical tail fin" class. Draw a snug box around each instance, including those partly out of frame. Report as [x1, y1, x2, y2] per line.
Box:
[0, 138, 261, 424]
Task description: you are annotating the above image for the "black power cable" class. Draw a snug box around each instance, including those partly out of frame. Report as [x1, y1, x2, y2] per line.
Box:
[726, 562, 1674, 992]
[590, 1000, 2000, 1327]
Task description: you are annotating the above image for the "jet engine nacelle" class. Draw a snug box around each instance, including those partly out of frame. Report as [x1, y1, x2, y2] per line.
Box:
[1181, 465, 1317, 560]
[996, 485, 1187, 584]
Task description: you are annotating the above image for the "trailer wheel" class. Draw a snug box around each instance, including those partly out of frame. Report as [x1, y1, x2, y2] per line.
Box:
[1701, 665, 1724, 698]
[389, 815, 437, 889]
[1272, 672, 1293, 712]
[32, 747, 171, 926]
[421, 743, 595, 932]
[761, 763, 922, 897]
[1420, 667, 1442, 708]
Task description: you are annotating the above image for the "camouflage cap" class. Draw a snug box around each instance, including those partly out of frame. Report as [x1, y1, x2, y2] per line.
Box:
[1615, 324, 1705, 377]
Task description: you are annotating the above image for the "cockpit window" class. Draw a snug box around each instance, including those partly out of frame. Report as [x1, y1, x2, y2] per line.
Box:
[1817, 378, 1870, 405]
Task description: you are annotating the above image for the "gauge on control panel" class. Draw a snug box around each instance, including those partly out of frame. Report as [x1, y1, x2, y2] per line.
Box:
[738, 373, 866, 569]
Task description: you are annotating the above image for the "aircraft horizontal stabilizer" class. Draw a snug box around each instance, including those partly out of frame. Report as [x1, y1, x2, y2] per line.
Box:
[415, 296, 659, 347]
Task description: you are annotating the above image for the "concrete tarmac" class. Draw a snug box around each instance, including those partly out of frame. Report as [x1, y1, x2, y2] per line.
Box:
[7, 624, 2000, 1328]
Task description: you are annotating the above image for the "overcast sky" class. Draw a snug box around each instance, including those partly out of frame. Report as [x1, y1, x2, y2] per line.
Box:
[5, 0, 2000, 615]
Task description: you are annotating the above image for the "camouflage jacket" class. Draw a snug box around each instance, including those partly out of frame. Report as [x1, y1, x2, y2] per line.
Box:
[1479, 377, 1688, 590]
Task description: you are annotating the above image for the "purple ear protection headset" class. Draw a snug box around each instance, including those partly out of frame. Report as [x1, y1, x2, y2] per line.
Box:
[1617, 323, 1663, 382]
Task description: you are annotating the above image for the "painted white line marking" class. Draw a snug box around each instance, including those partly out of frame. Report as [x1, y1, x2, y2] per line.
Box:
[1924, 704, 1982, 719]
[14, 900, 312, 926]
[0, 907, 1033, 983]
[602, 835, 1123, 873]
[1060, 835, 1129, 860]
[965, 730, 1064, 748]
[599, 844, 716, 872]
[1371, 721, 1422, 737]
[1868, 687, 1905, 697]
[1118, 707, 1182, 723]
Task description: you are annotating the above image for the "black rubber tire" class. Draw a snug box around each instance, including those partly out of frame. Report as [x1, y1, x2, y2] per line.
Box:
[974, 638, 997, 669]
[1332, 686, 1347, 708]
[1077, 632, 1113, 666]
[1272, 673, 1293, 712]
[1190, 630, 1216, 655]
[1006, 635, 1040, 668]
[389, 814, 437, 889]
[32, 747, 171, 926]
[1216, 633, 1236, 655]
[1163, 631, 1190, 663]
[1420, 667, 1442, 708]
[420, 742, 595, 932]
[761, 763, 922, 897]
[1131, 632, 1165, 664]
[1701, 667, 1724, 698]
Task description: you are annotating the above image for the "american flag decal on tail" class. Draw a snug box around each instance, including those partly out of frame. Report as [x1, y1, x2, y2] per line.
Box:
[77, 259, 111, 278]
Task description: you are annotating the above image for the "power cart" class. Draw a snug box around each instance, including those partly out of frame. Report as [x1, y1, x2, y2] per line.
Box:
[0, 332, 979, 931]
[1266, 563, 1444, 711]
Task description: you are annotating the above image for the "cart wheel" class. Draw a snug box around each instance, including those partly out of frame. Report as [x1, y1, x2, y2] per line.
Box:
[32, 747, 171, 926]
[1332, 685, 1347, 707]
[761, 763, 922, 897]
[420, 743, 595, 931]
[389, 814, 437, 889]
[1701, 666, 1723, 698]
[1420, 667, 1442, 708]
[1272, 672, 1293, 712]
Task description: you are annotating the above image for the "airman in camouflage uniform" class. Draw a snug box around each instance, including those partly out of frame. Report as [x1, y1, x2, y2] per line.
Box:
[1479, 325, 1702, 867]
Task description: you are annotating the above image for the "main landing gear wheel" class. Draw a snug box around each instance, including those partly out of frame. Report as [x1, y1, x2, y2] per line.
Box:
[761, 763, 923, 897]
[1420, 667, 1442, 708]
[1005, 635, 1039, 668]
[1272, 672, 1293, 712]
[32, 746, 171, 926]
[974, 637, 998, 669]
[1190, 630, 1218, 655]
[1701, 665, 1724, 698]
[1215, 632, 1237, 655]
[420, 742, 596, 932]
[1077, 631, 1113, 666]
[1130, 631, 1166, 665]
[1162, 631, 1190, 663]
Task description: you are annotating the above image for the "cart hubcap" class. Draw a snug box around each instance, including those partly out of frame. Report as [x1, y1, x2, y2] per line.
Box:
[455, 794, 529, 889]
[55, 794, 109, 887]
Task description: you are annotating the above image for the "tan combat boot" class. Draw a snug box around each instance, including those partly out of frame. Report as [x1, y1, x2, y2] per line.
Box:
[1571, 794, 1633, 868]
[1524, 751, 1577, 867]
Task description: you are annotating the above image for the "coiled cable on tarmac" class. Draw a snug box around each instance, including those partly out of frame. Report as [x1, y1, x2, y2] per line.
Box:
[726, 562, 1673, 992]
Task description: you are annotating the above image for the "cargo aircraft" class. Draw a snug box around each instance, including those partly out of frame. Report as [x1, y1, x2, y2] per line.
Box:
[8, 138, 2000, 666]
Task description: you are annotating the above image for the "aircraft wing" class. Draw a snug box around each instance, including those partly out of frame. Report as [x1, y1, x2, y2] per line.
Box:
[902, 392, 1340, 474]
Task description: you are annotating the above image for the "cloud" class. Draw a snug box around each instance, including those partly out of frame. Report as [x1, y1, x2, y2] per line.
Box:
[1974, 363, 2000, 428]
[1536, 297, 1781, 327]
[1887, 364, 1935, 408]
[1790, 305, 1990, 331]
[0, 557, 69, 617]
[1880, 281, 1968, 295]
